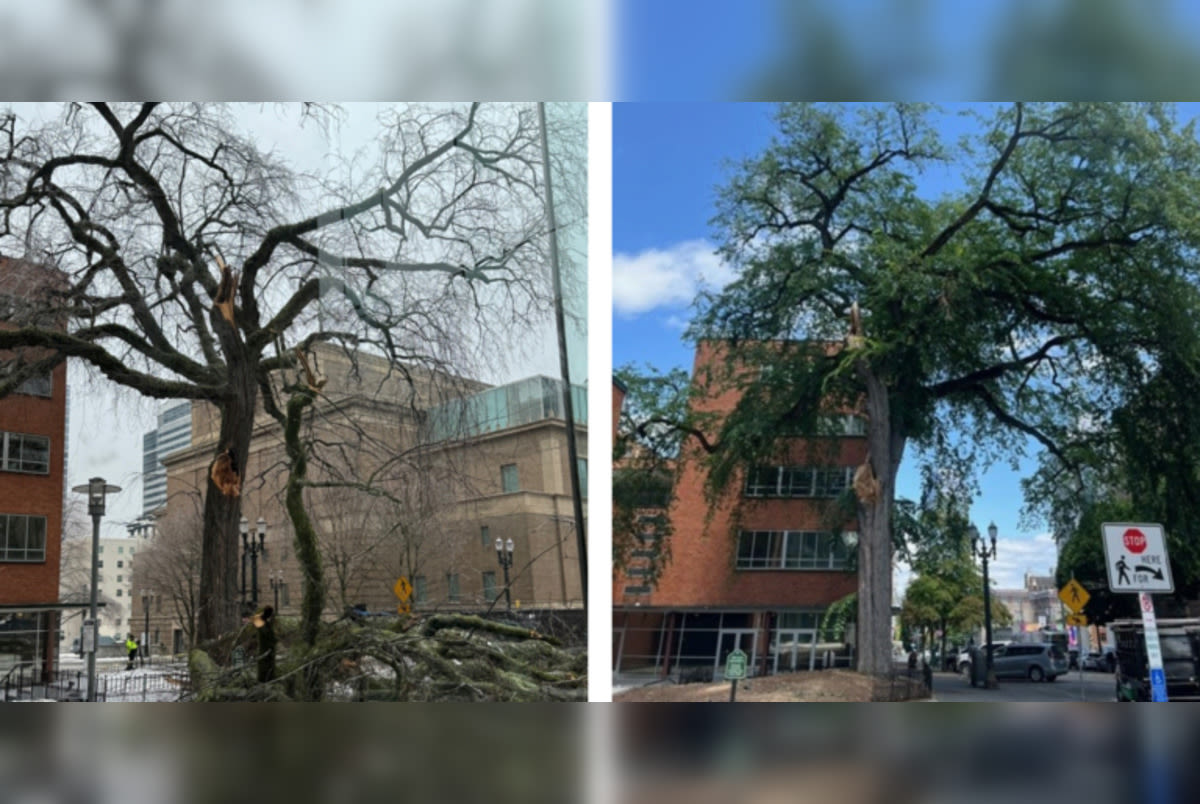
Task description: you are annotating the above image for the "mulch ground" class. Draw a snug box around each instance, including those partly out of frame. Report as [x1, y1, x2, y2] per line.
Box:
[615, 669, 927, 702]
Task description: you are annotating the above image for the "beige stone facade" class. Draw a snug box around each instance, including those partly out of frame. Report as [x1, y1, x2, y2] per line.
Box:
[136, 345, 585, 655]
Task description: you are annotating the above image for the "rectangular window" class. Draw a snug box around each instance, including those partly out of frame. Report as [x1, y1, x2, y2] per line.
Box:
[414, 575, 428, 604]
[481, 525, 490, 548]
[118, 546, 124, 554]
[117, 560, 123, 568]
[157, 596, 163, 613]
[281, 584, 290, 607]
[16, 373, 53, 397]
[577, 458, 588, 499]
[446, 573, 461, 602]
[1, 432, 50, 474]
[116, 589, 123, 597]
[501, 463, 519, 493]
[0, 514, 47, 562]
[745, 465, 853, 498]
[98, 560, 104, 568]
[116, 575, 122, 583]
[736, 530, 854, 571]
[482, 571, 497, 602]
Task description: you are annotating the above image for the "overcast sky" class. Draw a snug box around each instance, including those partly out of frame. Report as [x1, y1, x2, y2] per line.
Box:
[52, 103, 586, 540]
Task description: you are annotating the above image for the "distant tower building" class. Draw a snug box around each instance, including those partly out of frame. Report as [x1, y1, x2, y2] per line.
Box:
[142, 400, 192, 516]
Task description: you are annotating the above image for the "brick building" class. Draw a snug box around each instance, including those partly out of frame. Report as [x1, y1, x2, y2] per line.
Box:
[613, 341, 865, 682]
[0, 256, 72, 677]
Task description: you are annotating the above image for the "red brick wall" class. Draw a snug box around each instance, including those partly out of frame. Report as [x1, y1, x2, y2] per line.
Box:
[0, 360, 67, 605]
[615, 341, 862, 610]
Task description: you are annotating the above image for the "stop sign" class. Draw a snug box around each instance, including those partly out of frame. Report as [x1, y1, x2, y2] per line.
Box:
[1123, 528, 1148, 554]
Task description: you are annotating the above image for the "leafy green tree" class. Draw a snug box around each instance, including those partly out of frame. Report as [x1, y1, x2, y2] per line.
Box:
[678, 102, 1200, 674]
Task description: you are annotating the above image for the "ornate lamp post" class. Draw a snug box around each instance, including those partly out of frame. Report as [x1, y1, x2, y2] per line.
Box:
[139, 589, 154, 667]
[239, 517, 267, 613]
[494, 537, 514, 614]
[970, 522, 1000, 689]
[71, 477, 121, 702]
[269, 569, 283, 612]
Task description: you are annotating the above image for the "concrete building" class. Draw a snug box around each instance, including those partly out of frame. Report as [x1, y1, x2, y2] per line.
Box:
[992, 571, 1066, 642]
[136, 345, 586, 656]
[142, 400, 192, 516]
[0, 256, 71, 677]
[613, 342, 865, 682]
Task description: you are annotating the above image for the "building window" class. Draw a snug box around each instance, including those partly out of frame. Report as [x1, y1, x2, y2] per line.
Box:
[0, 432, 50, 474]
[116, 589, 123, 597]
[577, 458, 588, 498]
[446, 573, 461, 602]
[501, 464, 519, 493]
[98, 560, 104, 568]
[281, 584, 290, 607]
[117, 560, 123, 568]
[482, 571, 497, 602]
[117, 575, 122, 582]
[0, 514, 48, 562]
[735, 530, 853, 570]
[816, 414, 868, 437]
[15, 373, 53, 397]
[414, 576, 427, 604]
[157, 596, 163, 613]
[481, 525, 490, 548]
[743, 466, 854, 498]
[118, 546, 124, 554]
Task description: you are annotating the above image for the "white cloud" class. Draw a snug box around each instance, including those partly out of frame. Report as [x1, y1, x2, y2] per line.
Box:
[987, 532, 1060, 589]
[612, 239, 735, 316]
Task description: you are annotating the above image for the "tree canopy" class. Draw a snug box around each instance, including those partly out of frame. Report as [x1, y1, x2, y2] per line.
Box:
[632, 103, 1200, 674]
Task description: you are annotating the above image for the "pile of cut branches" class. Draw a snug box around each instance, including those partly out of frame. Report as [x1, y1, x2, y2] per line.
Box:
[188, 613, 586, 702]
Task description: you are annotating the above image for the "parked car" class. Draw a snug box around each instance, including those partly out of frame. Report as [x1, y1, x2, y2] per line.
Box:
[991, 642, 1070, 682]
[958, 641, 1010, 674]
[1081, 649, 1116, 673]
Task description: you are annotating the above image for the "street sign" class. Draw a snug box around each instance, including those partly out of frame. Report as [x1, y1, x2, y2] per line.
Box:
[1059, 579, 1090, 613]
[1101, 523, 1175, 593]
[1066, 613, 1088, 627]
[1139, 592, 1169, 702]
[81, 619, 96, 653]
[393, 577, 413, 601]
[724, 649, 748, 680]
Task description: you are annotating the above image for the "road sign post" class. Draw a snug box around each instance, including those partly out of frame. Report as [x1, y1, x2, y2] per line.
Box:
[1139, 592, 1169, 702]
[724, 648, 747, 702]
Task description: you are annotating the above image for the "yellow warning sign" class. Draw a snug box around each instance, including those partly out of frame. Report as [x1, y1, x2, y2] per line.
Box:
[1066, 613, 1088, 627]
[1059, 579, 1090, 613]
[393, 577, 413, 601]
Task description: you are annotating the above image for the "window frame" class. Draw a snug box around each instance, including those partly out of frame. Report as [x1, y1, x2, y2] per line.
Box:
[735, 529, 854, 571]
[0, 513, 48, 562]
[0, 431, 51, 475]
[500, 463, 519, 493]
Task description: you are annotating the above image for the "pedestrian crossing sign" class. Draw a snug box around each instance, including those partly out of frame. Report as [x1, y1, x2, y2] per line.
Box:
[1058, 579, 1090, 613]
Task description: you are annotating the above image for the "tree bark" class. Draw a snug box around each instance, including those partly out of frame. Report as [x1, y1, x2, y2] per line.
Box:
[283, 385, 324, 647]
[196, 311, 257, 642]
[856, 362, 906, 676]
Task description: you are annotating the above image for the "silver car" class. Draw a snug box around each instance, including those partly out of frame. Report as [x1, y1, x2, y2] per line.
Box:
[991, 642, 1069, 682]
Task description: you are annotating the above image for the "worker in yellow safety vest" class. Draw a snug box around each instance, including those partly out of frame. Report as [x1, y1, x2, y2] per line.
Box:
[125, 634, 138, 670]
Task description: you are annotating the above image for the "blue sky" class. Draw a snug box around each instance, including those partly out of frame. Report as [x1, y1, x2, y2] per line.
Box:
[612, 102, 1060, 590]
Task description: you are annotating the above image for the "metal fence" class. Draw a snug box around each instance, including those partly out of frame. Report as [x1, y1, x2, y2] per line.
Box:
[2, 662, 191, 702]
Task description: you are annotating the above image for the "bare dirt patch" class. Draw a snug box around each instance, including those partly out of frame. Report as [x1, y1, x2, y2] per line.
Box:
[615, 669, 918, 702]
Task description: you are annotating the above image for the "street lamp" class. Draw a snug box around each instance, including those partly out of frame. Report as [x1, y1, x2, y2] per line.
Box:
[495, 537, 514, 614]
[269, 569, 284, 612]
[970, 522, 999, 689]
[71, 476, 121, 702]
[239, 517, 267, 613]
[139, 589, 153, 667]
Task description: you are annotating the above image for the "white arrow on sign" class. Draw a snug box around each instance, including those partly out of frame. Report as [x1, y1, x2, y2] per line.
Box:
[1101, 523, 1174, 594]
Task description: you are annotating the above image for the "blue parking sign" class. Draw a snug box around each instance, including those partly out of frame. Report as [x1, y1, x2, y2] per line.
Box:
[1150, 667, 1168, 702]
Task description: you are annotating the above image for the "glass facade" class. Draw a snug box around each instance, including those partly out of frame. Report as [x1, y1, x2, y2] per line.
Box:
[425, 376, 587, 443]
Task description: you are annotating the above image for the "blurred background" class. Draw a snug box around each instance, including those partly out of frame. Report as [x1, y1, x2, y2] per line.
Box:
[5, 0, 1200, 99]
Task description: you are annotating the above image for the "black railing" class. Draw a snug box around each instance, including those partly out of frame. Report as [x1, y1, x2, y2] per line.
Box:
[2, 663, 190, 702]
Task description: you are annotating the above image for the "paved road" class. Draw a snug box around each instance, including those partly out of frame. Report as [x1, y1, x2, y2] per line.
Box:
[931, 670, 1117, 702]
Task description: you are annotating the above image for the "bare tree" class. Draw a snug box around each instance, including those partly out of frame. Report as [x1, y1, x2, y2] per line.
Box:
[0, 102, 563, 640]
[130, 502, 204, 652]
